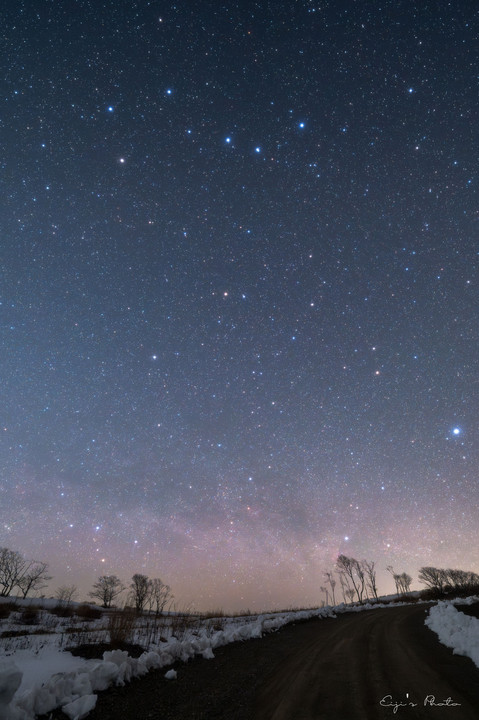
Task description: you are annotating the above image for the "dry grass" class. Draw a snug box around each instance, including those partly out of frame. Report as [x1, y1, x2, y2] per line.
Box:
[75, 603, 102, 620]
[108, 608, 136, 648]
[19, 607, 40, 625]
[0, 602, 17, 619]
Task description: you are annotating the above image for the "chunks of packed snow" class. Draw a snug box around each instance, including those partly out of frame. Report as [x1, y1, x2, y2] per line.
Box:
[0, 659, 22, 718]
[62, 694, 97, 720]
[164, 669, 177, 680]
[13, 648, 89, 698]
[88, 660, 122, 691]
[426, 600, 479, 668]
[3, 599, 410, 720]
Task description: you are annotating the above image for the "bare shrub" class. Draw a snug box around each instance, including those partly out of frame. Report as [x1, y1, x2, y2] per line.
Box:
[51, 604, 74, 618]
[199, 609, 226, 634]
[19, 607, 40, 625]
[75, 604, 102, 620]
[55, 585, 78, 605]
[108, 608, 136, 648]
[169, 608, 196, 641]
[1, 629, 30, 638]
[200, 608, 225, 620]
[203, 617, 226, 635]
[0, 602, 16, 619]
[142, 614, 170, 649]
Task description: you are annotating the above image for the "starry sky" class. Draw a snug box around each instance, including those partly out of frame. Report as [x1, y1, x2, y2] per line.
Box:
[1, 0, 478, 611]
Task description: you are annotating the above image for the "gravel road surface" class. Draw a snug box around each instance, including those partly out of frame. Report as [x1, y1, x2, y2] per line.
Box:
[46, 603, 479, 720]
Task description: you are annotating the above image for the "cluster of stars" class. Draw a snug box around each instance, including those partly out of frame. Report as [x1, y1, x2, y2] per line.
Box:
[0, 0, 478, 610]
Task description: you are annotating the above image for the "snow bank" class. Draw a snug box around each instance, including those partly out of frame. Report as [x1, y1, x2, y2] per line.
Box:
[62, 694, 97, 720]
[13, 648, 89, 698]
[3, 599, 417, 719]
[4, 605, 336, 718]
[0, 658, 22, 720]
[426, 600, 479, 668]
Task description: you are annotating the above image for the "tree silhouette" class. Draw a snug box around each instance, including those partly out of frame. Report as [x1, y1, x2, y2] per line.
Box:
[130, 573, 151, 612]
[89, 575, 125, 608]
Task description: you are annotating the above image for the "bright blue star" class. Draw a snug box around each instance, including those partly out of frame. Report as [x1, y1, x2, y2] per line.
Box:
[107, 106, 114, 113]
[298, 122, 305, 129]
[255, 146, 261, 153]
[225, 137, 232, 144]
[452, 427, 461, 436]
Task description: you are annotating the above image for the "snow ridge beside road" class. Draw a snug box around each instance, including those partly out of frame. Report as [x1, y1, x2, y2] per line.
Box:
[426, 599, 479, 669]
[3, 606, 339, 719]
[2, 595, 468, 720]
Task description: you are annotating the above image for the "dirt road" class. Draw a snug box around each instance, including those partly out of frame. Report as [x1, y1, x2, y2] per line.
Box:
[256, 603, 479, 719]
[60, 603, 479, 720]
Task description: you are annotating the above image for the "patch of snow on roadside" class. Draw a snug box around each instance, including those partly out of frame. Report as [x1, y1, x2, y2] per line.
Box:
[426, 600, 479, 668]
[13, 648, 89, 698]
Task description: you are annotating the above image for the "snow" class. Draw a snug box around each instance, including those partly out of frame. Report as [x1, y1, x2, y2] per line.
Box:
[13, 648, 89, 697]
[0, 658, 22, 720]
[0, 595, 426, 719]
[425, 598, 479, 668]
[62, 694, 98, 720]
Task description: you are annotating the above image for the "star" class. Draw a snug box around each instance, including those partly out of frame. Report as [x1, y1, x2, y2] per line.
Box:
[2, 0, 478, 614]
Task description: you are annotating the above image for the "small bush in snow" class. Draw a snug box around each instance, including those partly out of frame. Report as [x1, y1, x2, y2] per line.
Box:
[19, 607, 40, 625]
[75, 604, 102, 620]
[108, 608, 136, 647]
[0, 602, 16, 620]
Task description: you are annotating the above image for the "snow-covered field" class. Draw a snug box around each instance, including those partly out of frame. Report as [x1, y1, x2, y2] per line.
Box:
[1, 595, 478, 720]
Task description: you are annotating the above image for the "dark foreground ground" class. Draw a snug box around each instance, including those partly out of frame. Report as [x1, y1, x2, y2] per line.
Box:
[45, 602, 479, 720]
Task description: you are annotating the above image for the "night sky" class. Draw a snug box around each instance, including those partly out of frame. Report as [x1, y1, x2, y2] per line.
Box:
[1, 0, 478, 611]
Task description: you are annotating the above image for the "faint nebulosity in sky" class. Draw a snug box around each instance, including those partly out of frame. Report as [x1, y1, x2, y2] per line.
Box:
[1, 0, 477, 611]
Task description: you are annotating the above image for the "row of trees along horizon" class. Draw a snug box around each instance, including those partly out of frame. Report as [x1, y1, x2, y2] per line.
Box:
[1, 547, 479, 611]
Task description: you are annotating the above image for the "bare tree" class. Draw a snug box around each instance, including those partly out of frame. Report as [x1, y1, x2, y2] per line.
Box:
[336, 555, 365, 603]
[55, 585, 78, 605]
[320, 585, 330, 606]
[148, 578, 173, 615]
[386, 566, 401, 595]
[355, 560, 366, 603]
[0, 548, 27, 596]
[345, 588, 355, 603]
[324, 571, 337, 605]
[418, 567, 448, 594]
[362, 560, 378, 600]
[397, 572, 413, 595]
[89, 575, 125, 608]
[17, 561, 51, 598]
[338, 570, 351, 603]
[130, 574, 151, 613]
[419, 567, 479, 596]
